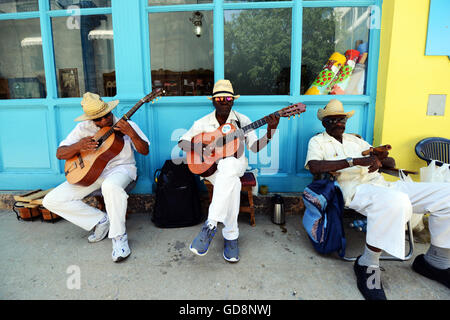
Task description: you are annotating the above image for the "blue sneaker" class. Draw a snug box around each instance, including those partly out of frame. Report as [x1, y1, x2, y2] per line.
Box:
[190, 223, 217, 256]
[223, 238, 239, 263]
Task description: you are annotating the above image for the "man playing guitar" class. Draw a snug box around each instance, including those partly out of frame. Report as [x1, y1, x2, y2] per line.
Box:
[43, 92, 149, 263]
[178, 79, 280, 263]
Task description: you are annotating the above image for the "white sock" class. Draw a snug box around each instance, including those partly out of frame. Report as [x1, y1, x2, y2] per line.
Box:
[114, 233, 126, 241]
[207, 219, 217, 229]
[424, 244, 450, 270]
[358, 245, 382, 267]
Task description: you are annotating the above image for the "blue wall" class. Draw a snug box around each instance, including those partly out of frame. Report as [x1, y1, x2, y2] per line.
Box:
[0, 0, 381, 193]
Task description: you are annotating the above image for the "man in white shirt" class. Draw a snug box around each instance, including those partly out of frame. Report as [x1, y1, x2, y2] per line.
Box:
[178, 80, 279, 262]
[305, 99, 450, 299]
[43, 92, 149, 263]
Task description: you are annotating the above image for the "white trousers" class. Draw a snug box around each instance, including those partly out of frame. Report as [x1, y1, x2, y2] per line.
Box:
[42, 172, 132, 239]
[348, 181, 450, 259]
[205, 157, 247, 240]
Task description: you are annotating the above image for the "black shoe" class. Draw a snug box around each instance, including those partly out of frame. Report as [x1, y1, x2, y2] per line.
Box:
[353, 256, 387, 300]
[412, 254, 450, 289]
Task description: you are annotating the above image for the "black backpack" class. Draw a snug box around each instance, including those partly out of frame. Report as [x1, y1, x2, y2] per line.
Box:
[152, 159, 203, 228]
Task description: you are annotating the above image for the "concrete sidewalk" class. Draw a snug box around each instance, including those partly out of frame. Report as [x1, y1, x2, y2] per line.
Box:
[0, 209, 448, 300]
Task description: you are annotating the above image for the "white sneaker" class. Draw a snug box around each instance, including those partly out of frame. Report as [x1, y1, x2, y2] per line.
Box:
[88, 215, 110, 243]
[112, 233, 131, 262]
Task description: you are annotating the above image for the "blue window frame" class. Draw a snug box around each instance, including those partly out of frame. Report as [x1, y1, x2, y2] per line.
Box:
[0, 0, 382, 193]
[425, 0, 450, 57]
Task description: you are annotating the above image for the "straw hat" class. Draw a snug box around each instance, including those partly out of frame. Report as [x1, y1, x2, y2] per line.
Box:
[317, 99, 355, 121]
[74, 92, 119, 122]
[207, 79, 240, 100]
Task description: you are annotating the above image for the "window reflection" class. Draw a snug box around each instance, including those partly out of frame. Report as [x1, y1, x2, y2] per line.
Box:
[0, 19, 46, 99]
[149, 11, 214, 96]
[52, 14, 115, 97]
[224, 0, 288, 2]
[224, 9, 291, 95]
[50, 0, 111, 10]
[149, 0, 212, 6]
[0, 0, 39, 13]
[301, 7, 370, 95]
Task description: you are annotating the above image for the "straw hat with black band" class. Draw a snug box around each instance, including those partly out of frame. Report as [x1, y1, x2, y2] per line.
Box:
[317, 99, 355, 121]
[74, 92, 119, 122]
[207, 79, 240, 100]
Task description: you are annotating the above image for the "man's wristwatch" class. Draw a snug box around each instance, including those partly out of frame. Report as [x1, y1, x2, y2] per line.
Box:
[345, 157, 354, 167]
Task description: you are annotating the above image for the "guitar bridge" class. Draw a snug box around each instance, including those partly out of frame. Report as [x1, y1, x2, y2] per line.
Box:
[78, 155, 84, 169]
[64, 161, 77, 176]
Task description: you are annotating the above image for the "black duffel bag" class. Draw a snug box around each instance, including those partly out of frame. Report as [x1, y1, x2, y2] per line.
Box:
[152, 159, 203, 228]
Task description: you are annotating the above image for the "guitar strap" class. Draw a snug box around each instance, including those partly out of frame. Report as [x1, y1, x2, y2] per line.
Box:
[232, 110, 241, 129]
[232, 110, 246, 144]
[232, 110, 247, 158]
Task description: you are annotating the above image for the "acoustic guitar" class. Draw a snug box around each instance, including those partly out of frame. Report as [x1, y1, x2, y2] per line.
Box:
[64, 89, 165, 186]
[187, 103, 306, 177]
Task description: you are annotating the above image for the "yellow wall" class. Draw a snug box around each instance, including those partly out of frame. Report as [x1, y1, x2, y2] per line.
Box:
[375, 0, 450, 180]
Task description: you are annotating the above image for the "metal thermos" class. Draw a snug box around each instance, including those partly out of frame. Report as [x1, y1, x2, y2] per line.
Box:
[272, 194, 285, 225]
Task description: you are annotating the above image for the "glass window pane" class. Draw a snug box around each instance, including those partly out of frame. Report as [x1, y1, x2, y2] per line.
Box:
[52, 14, 115, 97]
[301, 7, 370, 95]
[224, 1, 288, 2]
[50, 0, 111, 10]
[149, 11, 214, 96]
[225, 9, 291, 95]
[0, 0, 39, 13]
[148, 0, 212, 6]
[0, 19, 46, 99]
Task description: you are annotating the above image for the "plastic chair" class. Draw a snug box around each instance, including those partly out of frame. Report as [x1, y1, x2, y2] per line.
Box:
[415, 137, 450, 166]
[341, 209, 414, 262]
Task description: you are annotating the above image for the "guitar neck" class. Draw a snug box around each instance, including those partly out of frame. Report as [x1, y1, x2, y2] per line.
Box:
[122, 98, 147, 121]
[241, 111, 280, 134]
[97, 97, 149, 143]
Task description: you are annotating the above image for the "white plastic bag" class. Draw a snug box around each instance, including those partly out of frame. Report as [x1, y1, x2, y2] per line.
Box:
[442, 163, 450, 182]
[420, 160, 450, 183]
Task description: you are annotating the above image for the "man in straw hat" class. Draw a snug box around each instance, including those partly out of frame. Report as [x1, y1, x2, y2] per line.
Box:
[43, 92, 149, 263]
[178, 79, 280, 263]
[304, 99, 450, 299]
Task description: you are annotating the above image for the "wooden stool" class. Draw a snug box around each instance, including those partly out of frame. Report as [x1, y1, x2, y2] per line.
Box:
[203, 172, 256, 226]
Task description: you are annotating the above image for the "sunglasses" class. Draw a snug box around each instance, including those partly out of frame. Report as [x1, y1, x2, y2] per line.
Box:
[93, 112, 112, 122]
[323, 117, 347, 125]
[214, 96, 234, 102]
